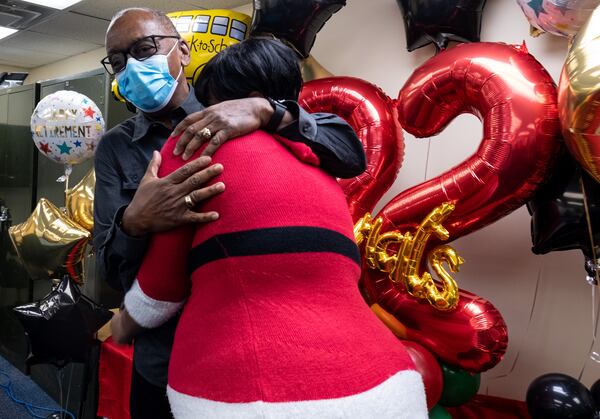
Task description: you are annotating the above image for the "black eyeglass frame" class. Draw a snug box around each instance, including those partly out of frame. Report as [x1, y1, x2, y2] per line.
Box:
[101, 35, 181, 75]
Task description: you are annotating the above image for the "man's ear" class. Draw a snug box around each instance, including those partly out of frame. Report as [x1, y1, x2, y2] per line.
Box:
[179, 39, 191, 67]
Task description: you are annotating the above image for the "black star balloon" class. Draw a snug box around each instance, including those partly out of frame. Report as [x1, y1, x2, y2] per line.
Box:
[527, 151, 600, 258]
[13, 275, 112, 365]
[396, 0, 487, 52]
[250, 0, 346, 57]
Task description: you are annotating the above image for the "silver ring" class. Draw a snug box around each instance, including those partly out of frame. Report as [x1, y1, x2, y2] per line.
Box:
[199, 127, 212, 140]
[184, 195, 194, 209]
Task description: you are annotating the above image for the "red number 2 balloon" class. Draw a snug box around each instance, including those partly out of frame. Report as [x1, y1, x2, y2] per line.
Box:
[299, 77, 404, 221]
[364, 42, 562, 372]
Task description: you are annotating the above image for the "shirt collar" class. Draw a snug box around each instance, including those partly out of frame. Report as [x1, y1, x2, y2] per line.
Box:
[131, 85, 204, 142]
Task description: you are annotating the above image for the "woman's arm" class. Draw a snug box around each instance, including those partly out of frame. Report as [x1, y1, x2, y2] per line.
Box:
[110, 223, 195, 343]
[170, 98, 366, 178]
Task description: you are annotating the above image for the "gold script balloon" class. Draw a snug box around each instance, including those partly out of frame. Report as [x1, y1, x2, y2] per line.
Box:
[355, 203, 462, 311]
[8, 198, 90, 283]
[558, 5, 600, 183]
[66, 169, 95, 232]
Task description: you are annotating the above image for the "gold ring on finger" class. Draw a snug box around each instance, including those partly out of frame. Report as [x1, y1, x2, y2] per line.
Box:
[200, 127, 212, 140]
[184, 195, 194, 209]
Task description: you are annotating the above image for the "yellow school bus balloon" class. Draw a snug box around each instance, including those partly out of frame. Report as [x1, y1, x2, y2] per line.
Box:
[167, 10, 251, 84]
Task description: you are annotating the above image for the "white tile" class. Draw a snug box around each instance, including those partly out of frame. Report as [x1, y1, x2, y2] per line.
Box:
[27, 12, 108, 44]
[0, 30, 101, 55]
[0, 45, 67, 67]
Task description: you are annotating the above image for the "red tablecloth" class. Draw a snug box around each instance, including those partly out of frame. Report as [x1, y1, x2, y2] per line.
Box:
[446, 395, 530, 418]
[97, 337, 133, 419]
[96, 339, 529, 419]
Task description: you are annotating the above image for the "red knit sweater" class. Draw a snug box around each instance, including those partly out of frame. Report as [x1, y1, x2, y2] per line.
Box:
[128, 131, 417, 406]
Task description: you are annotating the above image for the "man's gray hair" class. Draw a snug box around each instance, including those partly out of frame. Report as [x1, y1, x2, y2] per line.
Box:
[108, 7, 178, 35]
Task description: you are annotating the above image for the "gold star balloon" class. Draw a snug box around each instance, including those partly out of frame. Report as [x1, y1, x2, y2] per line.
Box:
[558, 4, 600, 183]
[66, 168, 95, 233]
[9, 198, 90, 284]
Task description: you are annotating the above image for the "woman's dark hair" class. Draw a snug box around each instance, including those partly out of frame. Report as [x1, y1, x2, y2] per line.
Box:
[194, 38, 303, 103]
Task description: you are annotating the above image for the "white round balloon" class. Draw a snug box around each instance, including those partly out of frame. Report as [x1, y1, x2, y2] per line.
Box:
[30, 90, 105, 165]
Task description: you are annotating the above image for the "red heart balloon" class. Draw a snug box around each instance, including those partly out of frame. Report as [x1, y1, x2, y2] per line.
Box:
[299, 77, 404, 221]
[364, 42, 562, 372]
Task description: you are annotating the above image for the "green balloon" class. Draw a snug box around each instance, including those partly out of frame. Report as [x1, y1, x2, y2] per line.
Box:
[439, 363, 480, 407]
[429, 404, 452, 419]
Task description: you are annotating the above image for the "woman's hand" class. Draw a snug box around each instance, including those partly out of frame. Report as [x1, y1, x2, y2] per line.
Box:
[171, 97, 274, 160]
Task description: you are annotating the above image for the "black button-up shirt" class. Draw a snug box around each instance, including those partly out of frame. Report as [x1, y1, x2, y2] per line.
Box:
[93, 89, 366, 386]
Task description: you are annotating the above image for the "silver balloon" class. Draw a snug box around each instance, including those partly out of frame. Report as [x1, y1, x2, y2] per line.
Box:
[516, 0, 600, 37]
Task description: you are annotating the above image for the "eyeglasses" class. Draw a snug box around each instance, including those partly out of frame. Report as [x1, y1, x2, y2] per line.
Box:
[101, 35, 181, 75]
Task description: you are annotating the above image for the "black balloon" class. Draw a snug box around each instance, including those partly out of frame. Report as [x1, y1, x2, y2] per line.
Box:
[250, 0, 346, 57]
[13, 275, 112, 365]
[527, 152, 600, 258]
[396, 0, 487, 52]
[526, 373, 597, 419]
[591, 379, 600, 409]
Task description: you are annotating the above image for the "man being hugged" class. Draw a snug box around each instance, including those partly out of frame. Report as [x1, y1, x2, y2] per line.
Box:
[95, 7, 366, 419]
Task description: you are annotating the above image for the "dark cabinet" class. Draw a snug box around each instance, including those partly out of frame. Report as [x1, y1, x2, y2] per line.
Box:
[0, 83, 37, 307]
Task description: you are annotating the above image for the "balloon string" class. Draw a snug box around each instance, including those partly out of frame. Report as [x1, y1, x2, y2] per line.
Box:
[580, 175, 598, 273]
[578, 284, 600, 381]
[577, 175, 600, 381]
[487, 264, 544, 384]
[423, 139, 432, 182]
[57, 368, 64, 419]
[591, 285, 600, 366]
[57, 164, 72, 208]
[64, 165, 71, 207]
[64, 176, 69, 208]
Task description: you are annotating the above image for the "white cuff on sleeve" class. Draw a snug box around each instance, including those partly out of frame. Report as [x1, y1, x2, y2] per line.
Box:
[124, 279, 185, 329]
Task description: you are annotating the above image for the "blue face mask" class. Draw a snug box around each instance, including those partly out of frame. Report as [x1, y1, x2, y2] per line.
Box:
[116, 41, 183, 113]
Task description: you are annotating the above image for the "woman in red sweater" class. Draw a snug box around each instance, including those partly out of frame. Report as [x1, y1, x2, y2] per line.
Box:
[111, 38, 427, 418]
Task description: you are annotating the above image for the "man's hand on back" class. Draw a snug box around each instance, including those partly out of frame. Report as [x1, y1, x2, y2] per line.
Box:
[171, 97, 293, 160]
[121, 151, 225, 237]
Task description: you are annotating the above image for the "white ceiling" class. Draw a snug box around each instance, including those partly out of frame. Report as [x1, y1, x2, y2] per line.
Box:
[0, 0, 250, 69]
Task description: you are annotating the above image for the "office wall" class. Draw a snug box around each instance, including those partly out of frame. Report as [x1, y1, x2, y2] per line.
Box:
[24, 46, 106, 84]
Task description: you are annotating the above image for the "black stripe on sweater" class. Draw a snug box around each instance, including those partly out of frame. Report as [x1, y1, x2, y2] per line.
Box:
[188, 226, 361, 273]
